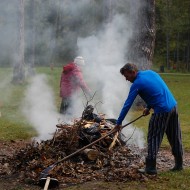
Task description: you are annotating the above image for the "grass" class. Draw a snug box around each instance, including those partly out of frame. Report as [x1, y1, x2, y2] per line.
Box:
[63, 168, 190, 190]
[1, 67, 190, 189]
[2, 169, 190, 190]
[0, 67, 62, 140]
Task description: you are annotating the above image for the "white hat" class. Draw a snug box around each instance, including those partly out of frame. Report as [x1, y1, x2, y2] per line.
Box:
[74, 56, 85, 66]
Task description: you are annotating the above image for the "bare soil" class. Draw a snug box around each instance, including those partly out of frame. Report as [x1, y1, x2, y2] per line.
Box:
[0, 140, 190, 190]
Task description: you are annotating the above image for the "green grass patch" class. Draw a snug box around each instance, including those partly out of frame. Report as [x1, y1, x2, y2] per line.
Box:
[63, 169, 190, 190]
[0, 68, 190, 149]
[1, 67, 190, 189]
[0, 67, 62, 140]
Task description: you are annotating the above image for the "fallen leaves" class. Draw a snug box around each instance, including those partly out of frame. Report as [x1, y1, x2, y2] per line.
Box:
[0, 111, 153, 187]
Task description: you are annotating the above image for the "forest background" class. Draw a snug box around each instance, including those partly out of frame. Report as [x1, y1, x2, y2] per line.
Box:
[0, 2, 190, 189]
[0, 0, 189, 72]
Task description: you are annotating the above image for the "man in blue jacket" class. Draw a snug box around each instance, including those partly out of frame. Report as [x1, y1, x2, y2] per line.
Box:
[115, 63, 183, 175]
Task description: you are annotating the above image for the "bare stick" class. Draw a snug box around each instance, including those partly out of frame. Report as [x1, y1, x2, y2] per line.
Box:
[124, 127, 137, 144]
[108, 131, 119, 150]
[52, 129, 58, 146]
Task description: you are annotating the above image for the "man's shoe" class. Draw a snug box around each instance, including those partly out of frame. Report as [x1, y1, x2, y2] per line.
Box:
[138, 158, 157, 175]
[170, 156, 183, 172]
[170, 165, 183, 171]
[138, 168, 157, 175]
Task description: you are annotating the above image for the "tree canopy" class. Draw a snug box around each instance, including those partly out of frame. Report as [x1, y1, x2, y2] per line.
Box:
[0, 0, 189, 72]
[155, 0, 190, 71]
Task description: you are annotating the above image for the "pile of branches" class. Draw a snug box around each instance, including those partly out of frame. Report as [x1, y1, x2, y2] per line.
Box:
[0, 105, 152, 188]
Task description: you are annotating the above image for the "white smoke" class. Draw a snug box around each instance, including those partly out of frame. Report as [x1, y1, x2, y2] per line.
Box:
[121, 126, 145, 149]
[21, 74, 61, 140]
[77, 14, 131, 116]
[20, 0, 145, 147]
[0, 75, 13, 103]
[77, 14, 145, 147]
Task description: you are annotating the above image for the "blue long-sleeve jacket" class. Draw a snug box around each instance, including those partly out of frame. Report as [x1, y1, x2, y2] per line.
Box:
[116, 70, 177, 125]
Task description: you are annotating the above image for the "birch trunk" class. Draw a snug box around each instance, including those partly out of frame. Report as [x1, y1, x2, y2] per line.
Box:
[127, 0, 156, 70]
[12, 0, 25, 84]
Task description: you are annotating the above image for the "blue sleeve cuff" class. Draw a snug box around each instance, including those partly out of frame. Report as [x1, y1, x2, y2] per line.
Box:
[116, 120, 122, 125]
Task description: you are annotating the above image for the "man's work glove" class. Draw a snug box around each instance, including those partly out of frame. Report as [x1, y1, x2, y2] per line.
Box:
[143, 108, 150, 116]
[113, 124, 122, 132]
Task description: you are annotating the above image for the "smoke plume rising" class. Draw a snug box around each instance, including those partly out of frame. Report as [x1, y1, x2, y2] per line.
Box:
[21, 74, 60, 140]
[77, 7, 145, 148]
[23, 0, 145, 147]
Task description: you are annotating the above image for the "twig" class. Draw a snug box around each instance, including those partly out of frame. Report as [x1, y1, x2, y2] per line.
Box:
[94, 101, 103, 115]
[124, 127, 137, 144]
[82, 90, 96, 107]
[81, 91, 96, 119]
[108, 132, 119, 150]
[52, 129, 58, 146]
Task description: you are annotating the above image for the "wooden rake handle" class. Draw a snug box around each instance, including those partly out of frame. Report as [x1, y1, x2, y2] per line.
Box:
[44, 177, 50, 190]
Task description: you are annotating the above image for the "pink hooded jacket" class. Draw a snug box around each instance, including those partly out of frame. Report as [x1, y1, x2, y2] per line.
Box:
[60, 62, 90, 98]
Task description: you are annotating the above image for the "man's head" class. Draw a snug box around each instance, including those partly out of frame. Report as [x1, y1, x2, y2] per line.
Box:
[120, 63, 138, 83]
[74, 56, 85, 66]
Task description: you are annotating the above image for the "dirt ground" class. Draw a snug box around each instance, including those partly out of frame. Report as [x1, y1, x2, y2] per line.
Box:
[0, 140, 190, 190]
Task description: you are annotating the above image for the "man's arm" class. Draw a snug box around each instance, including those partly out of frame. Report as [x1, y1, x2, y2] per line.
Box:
[73, 72, 91, 95]
[116, 86, 139, 125]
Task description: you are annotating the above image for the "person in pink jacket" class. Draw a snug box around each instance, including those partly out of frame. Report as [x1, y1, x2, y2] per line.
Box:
[59, 56, 90, 114]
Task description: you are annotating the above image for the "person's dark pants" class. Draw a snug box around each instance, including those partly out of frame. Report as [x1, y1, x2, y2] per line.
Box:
[60, 98, 72, 114]
[147, 106, 183, 160]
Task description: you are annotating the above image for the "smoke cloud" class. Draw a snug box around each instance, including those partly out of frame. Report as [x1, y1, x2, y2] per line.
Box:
[77, 6, 145, 147]
[0, 75, 13, 103]
[21, 74, 60, 140]
[1, 1, 145, 147]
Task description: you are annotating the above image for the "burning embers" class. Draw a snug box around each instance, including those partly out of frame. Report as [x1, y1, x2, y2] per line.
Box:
[0, 105, 151, 188]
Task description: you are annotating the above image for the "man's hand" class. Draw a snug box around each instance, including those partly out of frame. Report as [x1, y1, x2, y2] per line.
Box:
[143, 108, 150, 116]
[113, 124, 122, 132]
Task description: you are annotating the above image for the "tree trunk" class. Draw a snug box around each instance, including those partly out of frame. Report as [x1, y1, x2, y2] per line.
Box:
[49, 0, 61, 68]
[103, 0, 113, 24]
[27, 0, 36, 77]
[127, 0, 156, 108]
[166, 0, 170, 70]
[166, 33, 170, 70]
[176, 32, 180, 71]
[127, 0, 156, 70]
[187, 11, 190, 72]
[12, 0, 25, 84]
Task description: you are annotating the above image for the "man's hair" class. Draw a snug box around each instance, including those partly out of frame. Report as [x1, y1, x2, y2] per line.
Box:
[120, 63, 138, 74]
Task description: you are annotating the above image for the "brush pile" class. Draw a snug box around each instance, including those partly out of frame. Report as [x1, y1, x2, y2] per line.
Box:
[0, 105, 151, 188]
